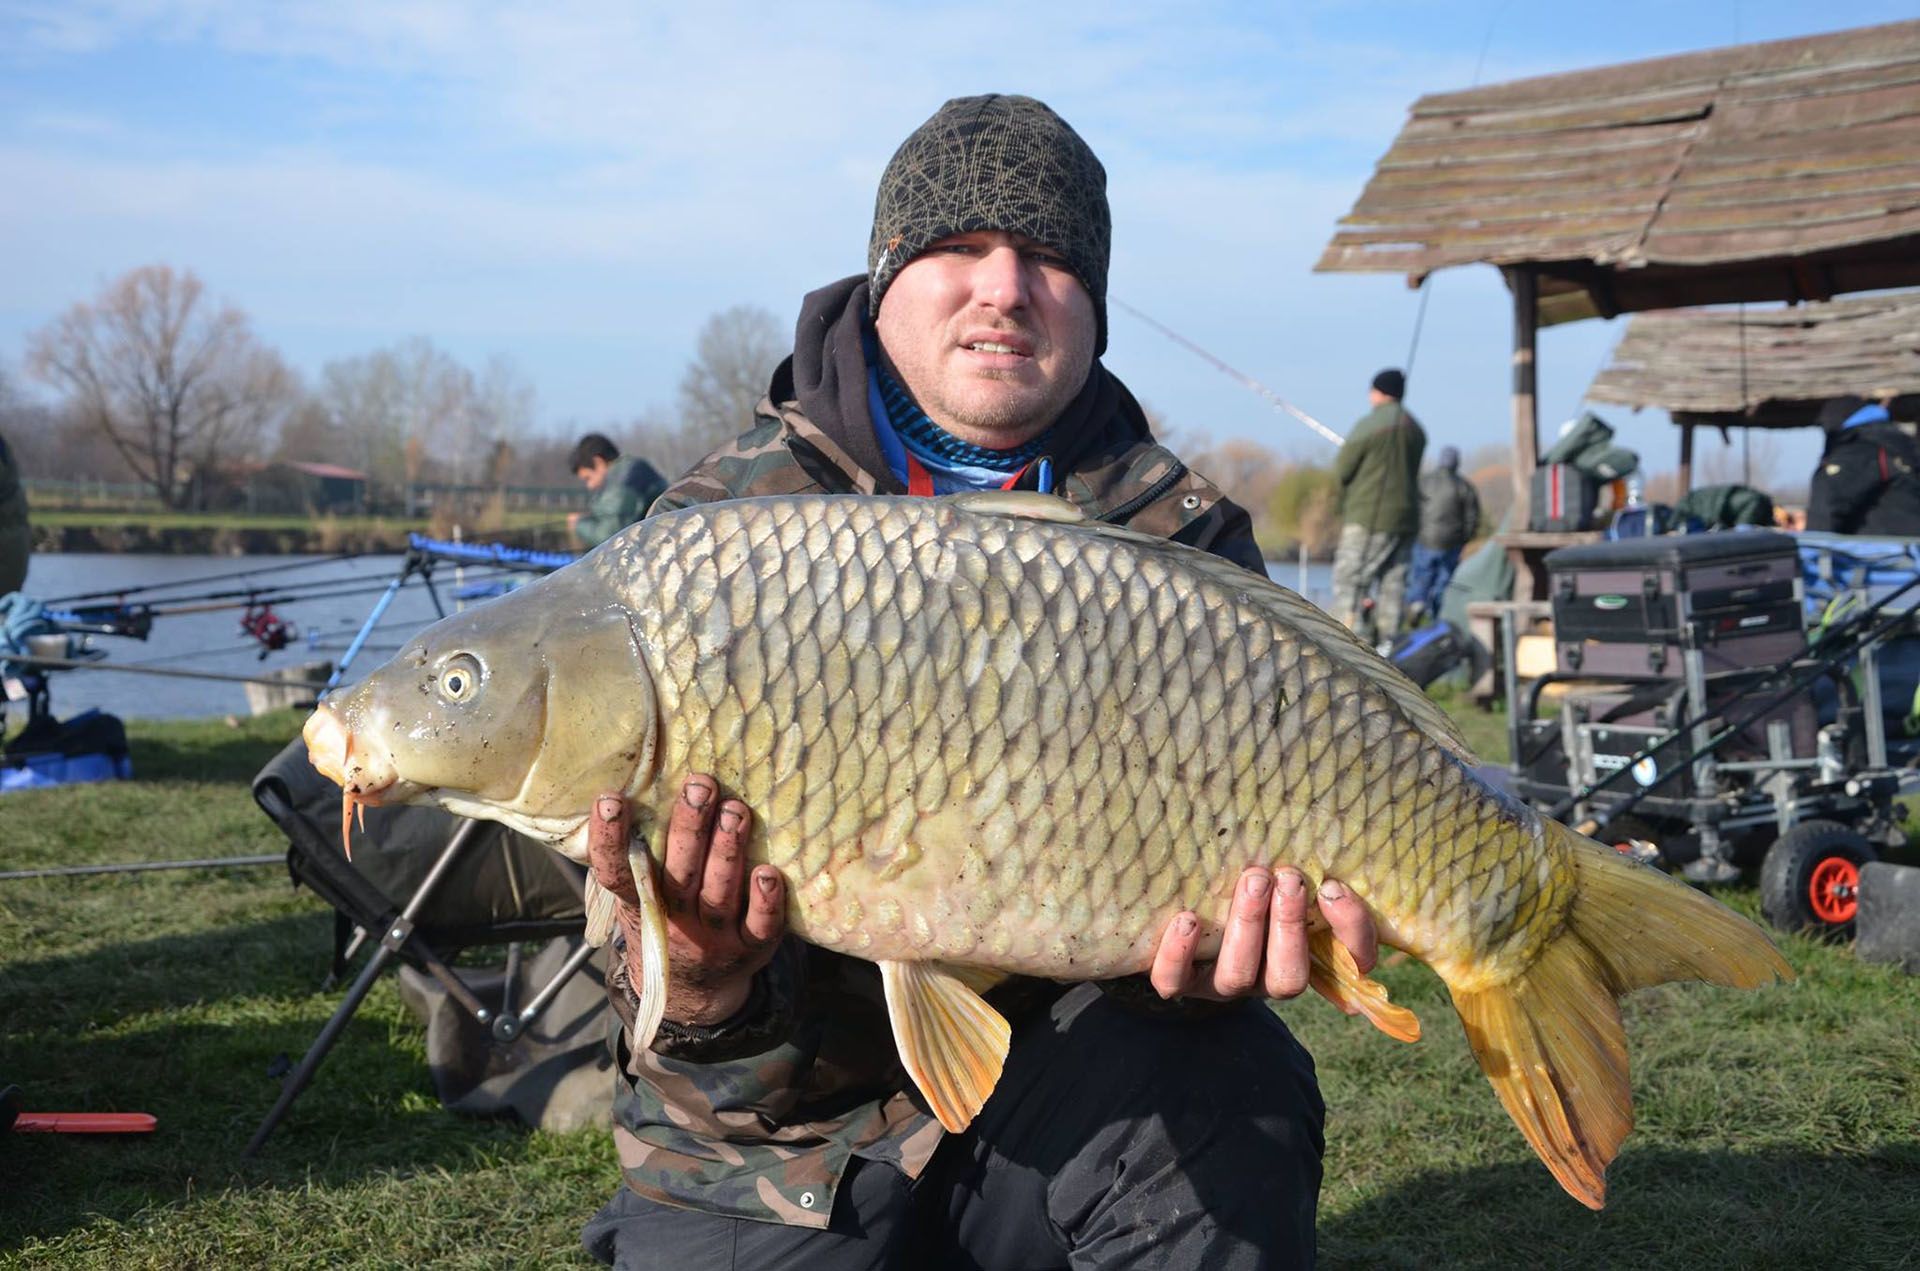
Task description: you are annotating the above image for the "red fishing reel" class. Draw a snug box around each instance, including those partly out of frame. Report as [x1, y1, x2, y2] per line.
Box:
[240, 601, 297, 659]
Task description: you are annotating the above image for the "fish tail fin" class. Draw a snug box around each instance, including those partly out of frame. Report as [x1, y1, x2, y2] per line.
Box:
[1451, 820, 1793, 1210]
[580, 843, 670, 1049]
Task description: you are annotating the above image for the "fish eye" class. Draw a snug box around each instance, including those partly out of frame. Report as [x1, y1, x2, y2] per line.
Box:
[435, 654, 483, 704]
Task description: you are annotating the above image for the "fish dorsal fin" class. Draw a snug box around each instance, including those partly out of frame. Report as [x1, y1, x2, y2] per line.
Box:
[879, 960, 1012, 1133]
[945, 491, 1087, 525]
[1307, 928, 1421, 1043]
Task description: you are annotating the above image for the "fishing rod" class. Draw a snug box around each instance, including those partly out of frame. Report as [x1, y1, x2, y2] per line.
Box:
[3, 654, 338, 690]
[1112, 298, 1345, 448]
[46, 551, 365, 606]
[1547, 572, 1920, 831]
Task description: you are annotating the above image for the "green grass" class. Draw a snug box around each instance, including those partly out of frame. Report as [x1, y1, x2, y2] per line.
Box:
[3, 704, 1918, 1267]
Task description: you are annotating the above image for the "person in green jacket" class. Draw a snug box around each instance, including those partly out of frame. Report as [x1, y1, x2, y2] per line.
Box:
[1329, 369, 1425, 646]
[567, 433, 668, 549]
[0, 430, 30, 596]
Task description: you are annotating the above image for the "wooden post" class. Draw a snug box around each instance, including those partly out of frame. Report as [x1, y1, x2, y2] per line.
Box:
[1678, 420, 1695, 494]
[1508, 267, 1539, 530]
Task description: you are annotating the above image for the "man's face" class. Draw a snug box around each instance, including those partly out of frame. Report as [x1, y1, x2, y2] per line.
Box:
[575, 458, 610, 492]
[875, 230, 1096, 447]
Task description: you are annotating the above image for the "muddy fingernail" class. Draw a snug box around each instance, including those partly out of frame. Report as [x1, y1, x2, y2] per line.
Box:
[755, 871, 778, 894]
[1176, 914, 1198, 937]
[1244, 870, 1271, 897]
[683, 779, 713, 809]
[1276, 870, 1304, 896]
[597, 796, 623, 821]
[1321, 879, 1347, 902]
[718, 806, 744, 832]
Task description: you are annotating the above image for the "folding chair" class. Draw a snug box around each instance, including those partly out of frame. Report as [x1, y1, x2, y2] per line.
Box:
[244, 736, 603, 1156]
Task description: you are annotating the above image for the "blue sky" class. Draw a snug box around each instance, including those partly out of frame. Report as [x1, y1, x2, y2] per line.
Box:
[3, 1, 1914, 487]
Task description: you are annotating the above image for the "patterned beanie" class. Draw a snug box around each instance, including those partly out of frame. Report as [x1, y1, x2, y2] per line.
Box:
[868, 94, 1112, 354]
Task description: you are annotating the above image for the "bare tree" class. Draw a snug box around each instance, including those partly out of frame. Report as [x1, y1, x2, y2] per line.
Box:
[674, 305, 784, 458]
[317, 339, 536, 491]
[26, 266, 294, 508]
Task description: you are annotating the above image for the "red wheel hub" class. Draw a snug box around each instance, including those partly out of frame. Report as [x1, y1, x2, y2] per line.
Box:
[1807, 856, 1861, 925]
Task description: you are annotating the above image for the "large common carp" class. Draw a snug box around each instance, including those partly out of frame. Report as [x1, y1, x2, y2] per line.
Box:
[304, 492, 1791, 1208]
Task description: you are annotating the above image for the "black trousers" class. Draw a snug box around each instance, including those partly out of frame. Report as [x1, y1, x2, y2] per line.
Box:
[582, 983, 1325, 1270]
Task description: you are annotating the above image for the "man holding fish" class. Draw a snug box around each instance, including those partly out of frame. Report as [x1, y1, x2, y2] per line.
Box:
[307, 90, 1790, 1266]
[577, 94, 1377, 1267]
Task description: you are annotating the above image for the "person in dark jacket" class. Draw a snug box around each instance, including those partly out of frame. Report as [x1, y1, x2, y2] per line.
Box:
[0, 430, 29, 596]
[578, 93, 1378, 1270]
[1330, 369, 1425, 644]
[1407, 445, 1480, 622]
[568, 433, 668, 548]
[1805, 396, 1920, 536]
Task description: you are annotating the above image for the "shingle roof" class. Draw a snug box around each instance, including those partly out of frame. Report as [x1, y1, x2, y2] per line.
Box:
[1316, 20, 1920, 325]
[1586, 290, 1920, 427]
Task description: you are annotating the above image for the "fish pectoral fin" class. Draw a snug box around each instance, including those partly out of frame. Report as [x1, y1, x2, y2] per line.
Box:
[944, 491, 1085, 524]
[879, 960, 1012, 1134]
[580, 839, 671, 1050]
[1307, 929, 1421, 1043]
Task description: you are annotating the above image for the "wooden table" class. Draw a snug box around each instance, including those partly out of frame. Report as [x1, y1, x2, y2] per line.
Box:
[1495, 530, 1603, 600]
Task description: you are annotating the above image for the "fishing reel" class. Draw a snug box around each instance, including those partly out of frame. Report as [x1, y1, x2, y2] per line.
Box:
[240, 602, 298, 660]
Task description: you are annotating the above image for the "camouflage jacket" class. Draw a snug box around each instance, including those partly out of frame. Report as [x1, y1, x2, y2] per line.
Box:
[610, 276, 1266, 1228]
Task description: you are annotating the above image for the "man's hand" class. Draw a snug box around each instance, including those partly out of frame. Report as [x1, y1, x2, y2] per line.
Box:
[586, 775, 785, 1027]
[567, 511, 582, 532]
[1148, 867, 1377, 1004]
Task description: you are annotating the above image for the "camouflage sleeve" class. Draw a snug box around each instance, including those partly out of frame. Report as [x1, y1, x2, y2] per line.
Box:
[607, 933, 804, 1062]
[1170, 492, 1268, 577]
[651, 408, 834, 516]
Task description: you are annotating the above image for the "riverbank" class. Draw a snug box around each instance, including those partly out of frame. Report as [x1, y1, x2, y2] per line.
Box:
[29, 513, 572, 555]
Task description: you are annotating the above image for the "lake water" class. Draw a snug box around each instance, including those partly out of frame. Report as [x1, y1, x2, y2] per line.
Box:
[11, 552, 1332, 721]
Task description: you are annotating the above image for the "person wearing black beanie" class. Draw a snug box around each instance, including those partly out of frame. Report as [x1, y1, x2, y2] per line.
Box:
[580, 95, 1376, 1270]
[1330, 368, 1426, 646]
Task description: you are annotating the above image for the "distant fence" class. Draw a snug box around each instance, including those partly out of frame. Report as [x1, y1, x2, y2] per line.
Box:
[404, 482, 587, 515]
[25, 478, 158, 506]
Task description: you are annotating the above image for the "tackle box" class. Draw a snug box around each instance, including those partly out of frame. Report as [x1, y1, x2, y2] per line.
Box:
[1516, 681, 1815, 804]
[1545, 532, 1805, 679]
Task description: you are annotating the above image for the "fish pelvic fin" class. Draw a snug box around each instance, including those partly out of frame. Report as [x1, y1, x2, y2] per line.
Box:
[1308, 928, 1421, 1042]
[580, 839, 670, 1050]
[879, 961, 1012, 1134]
[1451, 820, 1795, 1211]
[584, 872, 619, 947]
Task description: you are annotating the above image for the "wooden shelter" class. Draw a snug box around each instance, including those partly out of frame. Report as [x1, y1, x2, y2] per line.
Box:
[1317, 19, 1920, 527]
[1588, 291, 1920, 488]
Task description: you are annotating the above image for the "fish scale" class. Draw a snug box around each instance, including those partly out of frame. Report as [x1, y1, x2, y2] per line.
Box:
[307, 489, 1793, 1209]
[602, 497, 1501, 973]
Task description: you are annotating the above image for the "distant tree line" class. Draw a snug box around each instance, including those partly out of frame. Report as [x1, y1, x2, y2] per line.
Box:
[5, 264, 1539, 555]
[2, 265, 786, 521]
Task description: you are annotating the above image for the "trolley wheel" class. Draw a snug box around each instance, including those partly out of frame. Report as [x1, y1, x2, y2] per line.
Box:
[1760, 820, 1877, 937]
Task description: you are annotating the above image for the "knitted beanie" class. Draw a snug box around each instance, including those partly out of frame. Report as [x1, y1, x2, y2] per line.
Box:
[868, 94, 1111, 354]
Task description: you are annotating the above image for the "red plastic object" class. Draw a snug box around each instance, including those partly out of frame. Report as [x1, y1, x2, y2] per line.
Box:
[1808, 856, 1862, 926]
[12, 1112, 157, 1134]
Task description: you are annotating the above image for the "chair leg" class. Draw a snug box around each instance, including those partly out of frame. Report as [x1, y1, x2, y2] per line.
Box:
[243, 939, 398, 1157]
[242, 817, 488, 1156]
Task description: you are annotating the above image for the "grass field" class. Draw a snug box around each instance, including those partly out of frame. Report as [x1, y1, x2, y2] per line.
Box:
[3, 705, 1918, 1268]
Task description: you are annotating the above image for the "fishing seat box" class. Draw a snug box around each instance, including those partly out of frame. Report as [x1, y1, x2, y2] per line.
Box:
[1545, 532, 1805, 680]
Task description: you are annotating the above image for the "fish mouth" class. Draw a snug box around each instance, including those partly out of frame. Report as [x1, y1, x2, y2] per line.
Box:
[303, 705, 413, 803]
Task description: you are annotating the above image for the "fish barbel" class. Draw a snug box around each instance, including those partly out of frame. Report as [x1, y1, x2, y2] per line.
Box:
[303, 491, 1791, 1208]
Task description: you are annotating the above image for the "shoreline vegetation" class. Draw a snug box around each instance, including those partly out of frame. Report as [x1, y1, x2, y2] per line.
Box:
[24, 511, 1337, 562]
[28, 510, 576, 556]
[2, 700, 1917, 1265]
